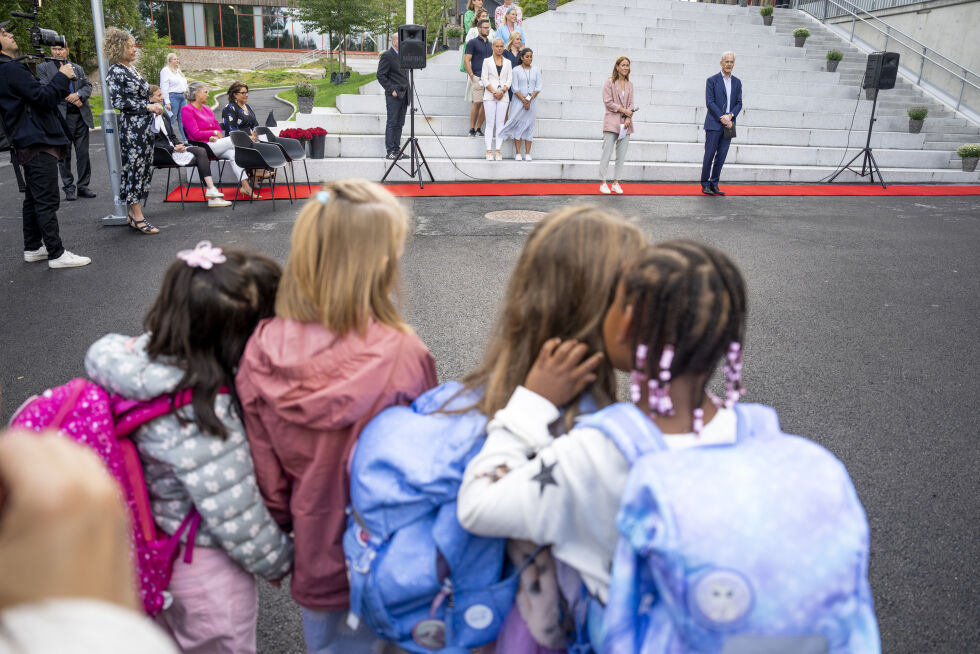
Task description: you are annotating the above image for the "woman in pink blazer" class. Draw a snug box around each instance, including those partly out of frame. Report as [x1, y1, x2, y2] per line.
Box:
[481, 37, 512, 161]
[600, 56, 635, 194]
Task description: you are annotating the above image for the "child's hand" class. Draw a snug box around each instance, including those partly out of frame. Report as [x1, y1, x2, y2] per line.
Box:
[525, 338, 603, 407]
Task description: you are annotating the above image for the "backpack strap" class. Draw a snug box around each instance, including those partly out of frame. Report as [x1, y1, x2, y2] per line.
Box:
[113, 386, 229, 437]
[576, 403, 666, 466]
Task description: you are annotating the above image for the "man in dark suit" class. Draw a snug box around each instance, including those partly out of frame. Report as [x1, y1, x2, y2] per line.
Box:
[377, 34, 409, 160]
[702, 52, 742, 196]
[38, 43, 95, 200]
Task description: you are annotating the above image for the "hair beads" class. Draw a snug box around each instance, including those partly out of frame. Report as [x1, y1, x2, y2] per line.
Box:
[648, 345, 675, 416]
[630, 344, 648, 404]
[723, 342, 744, 409]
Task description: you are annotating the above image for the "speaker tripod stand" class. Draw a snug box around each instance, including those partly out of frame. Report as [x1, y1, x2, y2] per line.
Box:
[382, 69, 434, 189]
[829, 87, 887, 189]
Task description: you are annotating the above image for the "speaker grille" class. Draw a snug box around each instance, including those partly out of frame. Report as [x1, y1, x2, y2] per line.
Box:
[863, 51, 900, 90]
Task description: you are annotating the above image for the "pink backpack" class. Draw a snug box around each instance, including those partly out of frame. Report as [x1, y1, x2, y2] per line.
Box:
[9, 378, 204, 615]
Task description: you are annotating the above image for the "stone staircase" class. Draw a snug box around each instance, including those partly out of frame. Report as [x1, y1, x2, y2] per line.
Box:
[284, 0, 979, 184]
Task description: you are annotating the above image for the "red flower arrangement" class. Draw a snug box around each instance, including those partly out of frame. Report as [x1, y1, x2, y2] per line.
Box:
[277, 127, 328, 141]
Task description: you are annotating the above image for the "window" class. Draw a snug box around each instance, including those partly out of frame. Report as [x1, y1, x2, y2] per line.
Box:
[203, 3, 219, 47]
[220, 4, 238, 48]
[238, 9, 255, 48]
[167, 2, 185, 45]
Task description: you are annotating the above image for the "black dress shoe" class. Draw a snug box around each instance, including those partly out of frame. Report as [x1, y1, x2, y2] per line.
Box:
[475, 128, 484, 136]
[77, 187, 97, 198]
[711, 184, 726, 196]
[701, 184, 716, 195]
[64, 189, 77, 201]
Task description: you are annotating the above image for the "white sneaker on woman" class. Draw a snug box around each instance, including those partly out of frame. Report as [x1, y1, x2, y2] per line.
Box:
[205, 187, 224, 199]
[208, 198, 232, 207]
[611, 182, 624, 194]
[515, 153, 522, 161]
[599, 183, 611, 194]
[523, 154, 532, 161]
[495, 151, 502, 161]
[486, 151, 493, 161]
[48, 250, 91, 269]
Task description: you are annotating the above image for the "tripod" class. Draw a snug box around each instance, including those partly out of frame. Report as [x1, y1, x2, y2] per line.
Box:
[382, 69, 434, 188]
[829, 87, 886, 189]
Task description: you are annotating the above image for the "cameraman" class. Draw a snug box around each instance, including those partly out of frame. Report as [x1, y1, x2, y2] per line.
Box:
[0, 21, 90, 269]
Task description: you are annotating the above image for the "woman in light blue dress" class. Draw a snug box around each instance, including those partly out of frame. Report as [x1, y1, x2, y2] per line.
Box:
[499, 48, 541, 160]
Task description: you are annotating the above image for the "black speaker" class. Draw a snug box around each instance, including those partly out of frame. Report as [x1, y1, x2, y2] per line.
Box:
[862, 52, 900, 90]
[398, 24, 427, 70]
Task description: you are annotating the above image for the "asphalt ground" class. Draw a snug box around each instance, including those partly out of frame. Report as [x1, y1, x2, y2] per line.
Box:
[1, 133, 978, 652]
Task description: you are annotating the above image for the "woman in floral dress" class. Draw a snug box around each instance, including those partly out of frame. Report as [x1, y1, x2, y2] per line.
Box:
[104, 27, 165, 234]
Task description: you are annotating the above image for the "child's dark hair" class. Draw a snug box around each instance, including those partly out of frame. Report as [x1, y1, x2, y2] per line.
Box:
[144, 248, 281, 438]
[623, 240, 747, 413]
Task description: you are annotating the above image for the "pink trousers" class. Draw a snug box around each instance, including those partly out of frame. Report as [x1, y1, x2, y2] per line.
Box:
[155, 546, 259, 654]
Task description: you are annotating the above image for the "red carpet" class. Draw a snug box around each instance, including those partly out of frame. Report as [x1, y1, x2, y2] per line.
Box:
[165, 182, 980, 203]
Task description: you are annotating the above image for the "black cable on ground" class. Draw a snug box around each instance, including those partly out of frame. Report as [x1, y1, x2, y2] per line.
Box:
[817, 85, 867, 183]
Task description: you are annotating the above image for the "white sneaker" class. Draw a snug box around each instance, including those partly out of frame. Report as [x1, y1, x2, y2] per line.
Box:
[208, 198, 232, 207]
[599, 183, 611, 194]
[48, 250, 91, 269]
[524, 154, 532, 161]
[612, 182, 624, 194]
[495, 151, 503, 161]
[486, 152, 493, 161]
[24, 245, 48, 262]
[205, 187, 224, 199]
[515, 153, 522, 161]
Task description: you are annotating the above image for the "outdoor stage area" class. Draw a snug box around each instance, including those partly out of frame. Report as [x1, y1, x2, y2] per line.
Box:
[1, 127, 978, 652]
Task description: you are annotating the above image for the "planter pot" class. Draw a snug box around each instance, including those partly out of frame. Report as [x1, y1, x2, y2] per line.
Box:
[763, 14, 773, 25]
[826, 59, 839, 72]
[547, 0, 558, 9]
[739, 0, 748, 6]
[310, 133, 326, 159]
[795, 36, 807, 47]
[908, 119, 924, 133]
[297, 96, 314, 113]
[962, 157, 979, 172]
[865, 88, 877, 100]
[447, 37, 460, 49]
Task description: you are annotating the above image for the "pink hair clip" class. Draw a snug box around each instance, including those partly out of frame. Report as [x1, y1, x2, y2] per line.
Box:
[176, 241, 227, 270]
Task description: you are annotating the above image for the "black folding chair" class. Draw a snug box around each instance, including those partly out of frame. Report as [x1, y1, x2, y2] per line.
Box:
[146, 146, 208, 211]
[187, 139, 227, 184]
[256, 126, 312, 194]
[229, 131, 292, 211]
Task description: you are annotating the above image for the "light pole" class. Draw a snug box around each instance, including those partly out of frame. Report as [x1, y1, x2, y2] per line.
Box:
[90, 0, 127, 226]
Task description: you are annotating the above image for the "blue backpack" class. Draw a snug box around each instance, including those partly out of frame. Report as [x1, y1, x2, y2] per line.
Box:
[343, 381, 522, 653]
[577, 402, 880, 654]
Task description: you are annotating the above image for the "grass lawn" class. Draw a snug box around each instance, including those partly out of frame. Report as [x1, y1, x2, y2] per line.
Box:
[277, 71, 377, 117]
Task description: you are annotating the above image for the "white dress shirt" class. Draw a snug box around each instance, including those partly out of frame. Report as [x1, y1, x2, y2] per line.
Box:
[723, 73, 732, 115]
[159, 66, 187, 96]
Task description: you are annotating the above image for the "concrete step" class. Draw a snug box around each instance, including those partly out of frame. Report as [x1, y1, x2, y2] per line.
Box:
[300, 157, 980, 184]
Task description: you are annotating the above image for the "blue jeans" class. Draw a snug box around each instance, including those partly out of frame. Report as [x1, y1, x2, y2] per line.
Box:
[300, 608, 380, 654]
[701, 128, 732, 185]
[168, 92, 188, 141]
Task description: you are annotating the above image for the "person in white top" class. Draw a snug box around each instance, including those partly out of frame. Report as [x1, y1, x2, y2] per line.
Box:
[160, 52, 188, 140]
[480, 37, 512, 161]
[494, 0, 523, 29]
[458, 240, 747, 605]
[0, 431, 179, 653]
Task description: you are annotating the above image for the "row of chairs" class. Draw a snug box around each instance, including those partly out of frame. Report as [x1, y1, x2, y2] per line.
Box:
[148, 127, 312, 211]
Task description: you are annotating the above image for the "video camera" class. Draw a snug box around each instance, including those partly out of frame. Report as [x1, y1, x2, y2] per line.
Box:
[6, 0, 67, 63]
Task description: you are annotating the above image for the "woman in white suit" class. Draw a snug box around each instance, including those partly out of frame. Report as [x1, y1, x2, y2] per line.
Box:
[481, 37, 512, 161]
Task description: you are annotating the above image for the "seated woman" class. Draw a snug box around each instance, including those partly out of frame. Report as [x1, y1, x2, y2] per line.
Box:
[221, 81, 260, 139]
[180, 81, 259, 199]
[499, 48, 541, 161]
[148, 85, 231, 207]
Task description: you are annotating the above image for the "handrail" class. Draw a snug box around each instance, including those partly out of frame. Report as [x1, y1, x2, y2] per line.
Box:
[795, 0, 979, 116]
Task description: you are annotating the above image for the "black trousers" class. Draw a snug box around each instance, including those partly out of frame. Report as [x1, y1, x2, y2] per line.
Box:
[385, 94, 409, 153]
[10, 148, 26, 192]
[22, 152, 65, 259]
[59, 110, 92, 192]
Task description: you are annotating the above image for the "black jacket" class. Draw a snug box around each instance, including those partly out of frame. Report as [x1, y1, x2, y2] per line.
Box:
[153, 113, 183, 153]
[37, 60, 95, 128]
[0, 54, 71, 150]
[377, 48, 408, 98]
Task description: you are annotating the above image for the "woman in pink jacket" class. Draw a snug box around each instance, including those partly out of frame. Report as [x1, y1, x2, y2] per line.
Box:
[236, 179, 438, 654]
[599, 57, 635, 195]
[180, 81, 257, 198]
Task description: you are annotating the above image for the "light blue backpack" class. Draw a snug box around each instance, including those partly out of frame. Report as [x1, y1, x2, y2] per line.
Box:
[343, 381, 523, 653]
[577, 402, 881, 654]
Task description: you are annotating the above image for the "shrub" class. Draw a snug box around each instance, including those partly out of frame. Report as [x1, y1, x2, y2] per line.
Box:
[760, 6, 773, 16]
[135, 32, 171, 84]
[907, 106, 928, 120]
[446, 25, 463, 39]
[295, 82, 316, 98]
[827, 49, 843, 61]
[957, 144, 980, 158]
[793, 28, 810, 38]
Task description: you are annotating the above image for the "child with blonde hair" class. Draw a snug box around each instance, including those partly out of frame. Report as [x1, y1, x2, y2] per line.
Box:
[236, 179, 438, 653]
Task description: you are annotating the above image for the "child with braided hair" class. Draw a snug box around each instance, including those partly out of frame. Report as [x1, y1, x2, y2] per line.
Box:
[460, 240, 878, 651]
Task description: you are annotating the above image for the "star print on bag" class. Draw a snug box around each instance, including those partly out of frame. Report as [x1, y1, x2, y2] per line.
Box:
[531, 458, 559, 496]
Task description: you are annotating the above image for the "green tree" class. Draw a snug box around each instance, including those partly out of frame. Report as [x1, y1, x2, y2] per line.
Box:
[294, 0, 387, 70]
[0, 0, 143, 70]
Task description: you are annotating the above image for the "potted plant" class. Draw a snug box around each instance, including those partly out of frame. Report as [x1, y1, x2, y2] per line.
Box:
[793, 28, 810, 47]
[446, 25, 463, 50]
[826, 49, 843, 72]
[295, 83, 316, 113]
[548, 0, 559, 9]
[739, 0, 748, 7]
[907, 106, 928, 133]
[760, 5, 773, 26]
[308, 126, 328, 159]
[957, 144, 980, 172]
